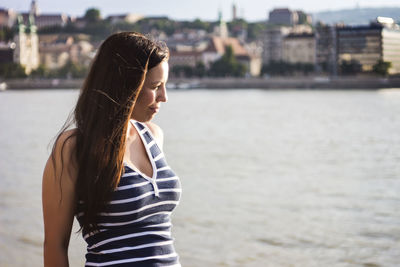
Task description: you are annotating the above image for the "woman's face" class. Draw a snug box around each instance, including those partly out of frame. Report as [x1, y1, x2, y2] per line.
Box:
[131, 61, 169, 122]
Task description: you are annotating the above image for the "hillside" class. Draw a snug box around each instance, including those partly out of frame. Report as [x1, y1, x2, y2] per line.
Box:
[313, 7, 400, 25]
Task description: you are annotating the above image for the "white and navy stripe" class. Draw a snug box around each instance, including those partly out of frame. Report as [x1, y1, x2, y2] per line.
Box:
[76, 120, 181, 267]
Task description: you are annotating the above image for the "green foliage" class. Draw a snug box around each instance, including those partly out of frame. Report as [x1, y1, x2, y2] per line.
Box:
[226, 19, 246, 39]
[209, 46, 247, 77]
[54, 60, 88, 78]
[247, 22, 266, 41]
[194, 62, 206, 77]
[225, 20, 266, 40]
[27, 61, 88, 79]
[191, 19, 211, 31]
[179, 19, 212, 32]
[83, 21, 112, 40]
[137, 18, 177, 36]
[0, 63, 27, 78]
[84, 8, 101, 23]
[228, 19, 247, 33]
[261, 61, 315, 76]
[111, 22, 141, 33]
[29, 64, 48, 78]
[340, 60, 361, 75]
[372, 59, 392, 76]
[0, 26, 14, 42]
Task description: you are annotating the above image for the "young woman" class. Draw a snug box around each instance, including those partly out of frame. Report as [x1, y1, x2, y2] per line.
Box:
[42, 32, 181, 267]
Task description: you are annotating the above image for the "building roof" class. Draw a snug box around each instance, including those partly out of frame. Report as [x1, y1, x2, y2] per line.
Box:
[20, 13, 68, 24]
[271, 8, 291, 13]
[205, 36, 249, 57]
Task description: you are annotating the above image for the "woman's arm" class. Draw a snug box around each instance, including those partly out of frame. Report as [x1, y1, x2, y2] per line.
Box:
[42, 130, 78, 267]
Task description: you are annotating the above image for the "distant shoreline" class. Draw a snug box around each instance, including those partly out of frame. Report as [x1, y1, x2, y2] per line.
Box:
[2, 76, 400, 90]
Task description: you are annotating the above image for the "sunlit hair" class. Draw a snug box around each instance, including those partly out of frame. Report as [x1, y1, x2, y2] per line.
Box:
[51, 32, 169, 233]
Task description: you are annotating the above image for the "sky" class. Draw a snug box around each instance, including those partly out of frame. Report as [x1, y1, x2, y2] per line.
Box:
[3, 0, 400, 21]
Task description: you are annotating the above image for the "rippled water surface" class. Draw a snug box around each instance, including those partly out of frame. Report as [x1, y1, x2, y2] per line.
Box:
[0, 88, 399, 267]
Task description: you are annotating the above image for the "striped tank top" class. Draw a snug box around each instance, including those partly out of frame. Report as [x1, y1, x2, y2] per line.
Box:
[76, 120, 182, 267]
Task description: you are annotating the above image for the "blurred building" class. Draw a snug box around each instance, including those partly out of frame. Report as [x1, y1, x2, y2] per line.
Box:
[296, 10, 312, 25]
[204, 36, 249, 65]
[39, 34, 93, 69]
[17, 1, 69, 30]
[337, 17, 400, 74]
[0, 42, 14, 63]
[232, 3, 238, 21]
[0, 8, 17, 28]
[244, 41, 263, 76]
[168, 50, 203, 68]
[213, 10, 229, 39]
[268, 8, 298, 25]
[167, 33, 261, 77]
[106, 14, 144, 24]
[167, 30, 209, 71]
[262, 26, 291, 63]
[268, 8, 312, 26]
[262, 25, 312, 64]
[282, 33, 315, 64]
[315, 24, 337, 75]
[379, 18, 400, 74]
[29, 14, 69, 29]
[70, 17, 87, 30]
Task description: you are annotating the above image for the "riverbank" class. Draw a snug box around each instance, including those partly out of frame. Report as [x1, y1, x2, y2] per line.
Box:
[2, 76, 400, 90]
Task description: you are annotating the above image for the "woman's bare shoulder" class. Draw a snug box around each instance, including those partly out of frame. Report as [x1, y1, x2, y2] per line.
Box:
[53, 129, 78, 156]
[56, 128, 78, 147]
[145, 122, 164, 147]
[50, 128, 79, 176]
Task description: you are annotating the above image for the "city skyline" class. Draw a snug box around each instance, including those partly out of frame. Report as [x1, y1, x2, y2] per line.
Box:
[2, 0, 400, 21]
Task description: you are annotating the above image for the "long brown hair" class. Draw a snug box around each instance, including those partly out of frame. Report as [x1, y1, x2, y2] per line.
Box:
[52, 32, 169, 233]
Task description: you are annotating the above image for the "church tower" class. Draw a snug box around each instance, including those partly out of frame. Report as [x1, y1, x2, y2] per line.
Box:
[30, 0, 39, 16]
[232, 3, 237, 21]
[13, 14, 39, 74]
[214, 9, 228, 39]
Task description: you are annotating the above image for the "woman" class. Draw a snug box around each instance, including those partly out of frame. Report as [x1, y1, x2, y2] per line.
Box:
[42, 32, 181, 267]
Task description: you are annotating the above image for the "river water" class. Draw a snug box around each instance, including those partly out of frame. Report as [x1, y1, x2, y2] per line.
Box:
[0, 88, 399, 267]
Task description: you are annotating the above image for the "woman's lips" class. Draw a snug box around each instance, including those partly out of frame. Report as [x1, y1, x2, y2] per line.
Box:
[149, 106, 159, 113]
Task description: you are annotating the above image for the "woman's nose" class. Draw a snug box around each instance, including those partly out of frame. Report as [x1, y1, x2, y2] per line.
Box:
[157, 85, 168, 103]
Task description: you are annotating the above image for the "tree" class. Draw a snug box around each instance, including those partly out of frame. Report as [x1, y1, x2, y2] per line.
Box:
[228, 19, 248, 38]
[0, 63, 27, 78]
[209, 46, 247, 77]
[340, 60, 362, 75]
[261, 61, 293, 76]
[84, 8, 101, 23]
[261, 61, 316, 76]
[194, 62, 206, 77]
[191, 19, 210, 31]
[29, 64, 48, 78]
[247, 22, 266, 41]
[372, 60, 392, 76]
[0, 26, 14, 42]
[57, 61, 88, 78]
